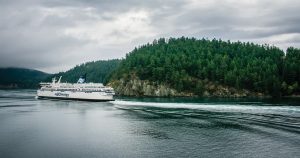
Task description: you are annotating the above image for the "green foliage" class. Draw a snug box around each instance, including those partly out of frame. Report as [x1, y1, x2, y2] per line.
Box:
[283, 47, 300, 94]
[49, 59, 121, 84]
[0, 68, 50, 88]
[111, 37, 300, 97]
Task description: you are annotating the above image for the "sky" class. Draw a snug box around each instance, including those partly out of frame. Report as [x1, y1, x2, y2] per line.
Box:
[0, 0, 300, 73]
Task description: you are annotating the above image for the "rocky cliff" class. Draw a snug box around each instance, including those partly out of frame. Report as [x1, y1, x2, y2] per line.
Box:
[109, 77, 265, 97]
[109, 78, 189, 97]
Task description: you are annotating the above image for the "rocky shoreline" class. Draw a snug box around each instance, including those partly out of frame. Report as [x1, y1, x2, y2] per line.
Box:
[109, 78, 269, 98]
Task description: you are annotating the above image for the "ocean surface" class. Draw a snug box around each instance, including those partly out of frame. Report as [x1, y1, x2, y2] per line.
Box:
[0, 90, 299, 158]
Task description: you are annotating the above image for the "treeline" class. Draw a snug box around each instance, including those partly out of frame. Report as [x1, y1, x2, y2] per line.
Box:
[0, 68, 50, 89]
[50, 59, 121, 84]
[111, 37, 300, 96]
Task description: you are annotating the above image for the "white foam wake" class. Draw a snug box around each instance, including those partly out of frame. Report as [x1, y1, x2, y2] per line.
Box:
[110, 100, 300, 114]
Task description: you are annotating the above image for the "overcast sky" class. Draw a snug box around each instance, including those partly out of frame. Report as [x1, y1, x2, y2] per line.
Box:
[0, 0, 299, 73]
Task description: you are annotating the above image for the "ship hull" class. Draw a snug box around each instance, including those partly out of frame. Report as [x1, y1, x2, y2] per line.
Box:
[37, 90, 114, 101]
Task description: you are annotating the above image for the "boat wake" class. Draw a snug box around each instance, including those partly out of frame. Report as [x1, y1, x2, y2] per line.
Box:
[111, 100, 300, 114]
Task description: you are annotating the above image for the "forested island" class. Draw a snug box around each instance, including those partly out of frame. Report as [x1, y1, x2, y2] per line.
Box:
[1, 37, 299, 97]
[0, 68, 50, 89]
[109, 37, 299, 97]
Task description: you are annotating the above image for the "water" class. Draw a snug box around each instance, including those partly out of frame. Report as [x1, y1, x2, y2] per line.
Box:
[0, 90, 299, 158]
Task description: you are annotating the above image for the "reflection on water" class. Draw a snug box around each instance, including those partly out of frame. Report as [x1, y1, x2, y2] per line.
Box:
[0, 90, 299, 158]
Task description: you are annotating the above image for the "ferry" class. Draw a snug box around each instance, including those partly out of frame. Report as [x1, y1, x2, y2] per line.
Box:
[37, 75, 115, 101]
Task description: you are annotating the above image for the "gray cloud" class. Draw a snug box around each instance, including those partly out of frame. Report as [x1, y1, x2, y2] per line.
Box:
[0, 0, 299, 73]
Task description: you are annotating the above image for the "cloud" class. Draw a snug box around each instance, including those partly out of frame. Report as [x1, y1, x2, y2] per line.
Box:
[0, 0, 299, 73]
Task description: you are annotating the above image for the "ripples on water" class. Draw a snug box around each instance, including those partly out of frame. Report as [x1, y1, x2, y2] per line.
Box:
[0, 90, 300, 158]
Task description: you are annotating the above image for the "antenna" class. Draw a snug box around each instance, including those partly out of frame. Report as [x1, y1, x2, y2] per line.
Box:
[57, 76, 62, 83]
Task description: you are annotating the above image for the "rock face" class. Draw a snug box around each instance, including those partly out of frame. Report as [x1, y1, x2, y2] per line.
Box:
[109, 77, 265, 97]
[109, 78, 191, 97]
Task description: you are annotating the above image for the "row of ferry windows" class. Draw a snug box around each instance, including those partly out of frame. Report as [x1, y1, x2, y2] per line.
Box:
[41, 89, 112, 92]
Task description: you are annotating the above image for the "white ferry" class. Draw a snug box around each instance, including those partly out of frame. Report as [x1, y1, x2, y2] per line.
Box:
[37, 75, 115, 101]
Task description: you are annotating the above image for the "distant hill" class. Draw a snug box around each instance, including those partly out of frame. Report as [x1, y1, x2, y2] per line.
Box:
[0, 68, 50, 89]
[109, 37, 300, 97]
[49, 59, 121, 84]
